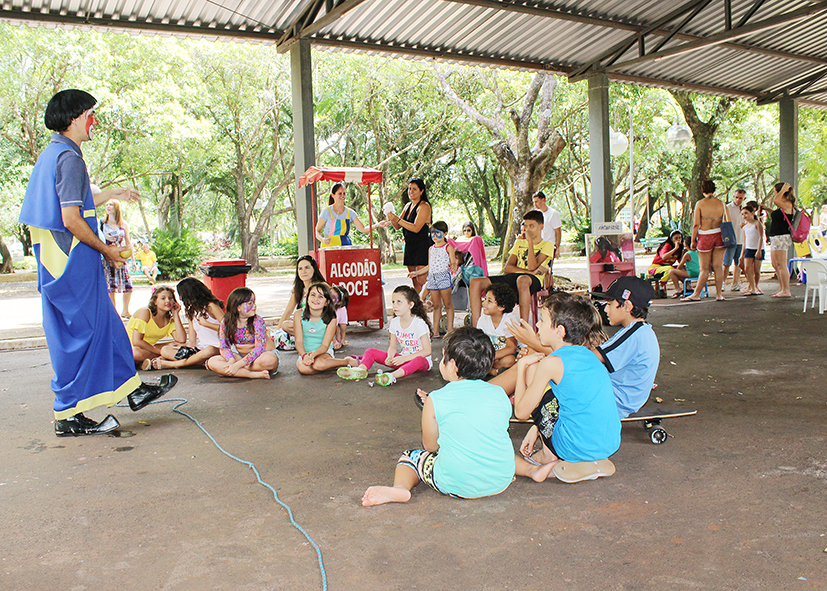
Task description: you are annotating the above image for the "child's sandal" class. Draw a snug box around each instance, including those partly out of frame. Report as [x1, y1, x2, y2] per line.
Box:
[375, 372, 396, 387]
[337, 366, 367, 380]
[552, 459, 616, 483]
[414, 389, 428, 410]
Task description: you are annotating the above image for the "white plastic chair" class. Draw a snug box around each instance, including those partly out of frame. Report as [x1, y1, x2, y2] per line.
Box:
[800, 259, 827, 314]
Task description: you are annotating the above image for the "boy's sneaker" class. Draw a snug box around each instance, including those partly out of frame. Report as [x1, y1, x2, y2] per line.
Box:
[375, 372, 397, 387]
[337, 366, 367, 380]
[552, 459, 616, 483]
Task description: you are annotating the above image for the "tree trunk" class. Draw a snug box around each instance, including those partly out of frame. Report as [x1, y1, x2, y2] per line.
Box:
[434, 68, 567, 262]
[15, 224, 32, 256]
[635, 190, 659, 240]
[672, 91, 732, 205]
[157, 182, 171, 231]
[0, 235, 13, 273]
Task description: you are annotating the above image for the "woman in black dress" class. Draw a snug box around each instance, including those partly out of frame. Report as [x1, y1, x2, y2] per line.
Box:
[387, 178, 433, 292]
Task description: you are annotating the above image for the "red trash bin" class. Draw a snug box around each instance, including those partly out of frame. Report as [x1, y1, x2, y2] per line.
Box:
[200, 259, 251, 305]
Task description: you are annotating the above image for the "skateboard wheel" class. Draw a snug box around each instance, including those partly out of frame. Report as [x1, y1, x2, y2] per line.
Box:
[649, 427, 668, 445]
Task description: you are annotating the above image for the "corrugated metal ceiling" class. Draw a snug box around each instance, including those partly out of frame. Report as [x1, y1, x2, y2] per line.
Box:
[1, 0, 826, 107]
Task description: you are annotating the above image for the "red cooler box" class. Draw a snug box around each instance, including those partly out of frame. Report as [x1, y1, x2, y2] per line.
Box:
[200, 259, 251, 304]
[316, 247, 384, 327]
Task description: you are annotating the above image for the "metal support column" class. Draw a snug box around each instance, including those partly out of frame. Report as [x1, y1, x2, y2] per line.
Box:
[779, 98, 798, 193]
[588, 73, 612, 227]
[291, 39, 316, 256]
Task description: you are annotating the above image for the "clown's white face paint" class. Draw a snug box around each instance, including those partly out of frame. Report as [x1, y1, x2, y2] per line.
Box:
[85, 109, 98, 140]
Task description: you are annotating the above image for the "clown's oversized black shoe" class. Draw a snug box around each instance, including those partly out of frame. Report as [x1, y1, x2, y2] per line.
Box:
[127, 374, 178, 411]
[55, 413, 120, 437]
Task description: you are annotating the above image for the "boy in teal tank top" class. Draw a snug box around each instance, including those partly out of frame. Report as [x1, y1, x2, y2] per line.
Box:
[513, 294, 620, 484]
[362, 326, 515, 506]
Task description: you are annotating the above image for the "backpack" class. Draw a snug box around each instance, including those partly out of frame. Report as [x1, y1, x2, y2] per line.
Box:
[782, 208, 811, 243]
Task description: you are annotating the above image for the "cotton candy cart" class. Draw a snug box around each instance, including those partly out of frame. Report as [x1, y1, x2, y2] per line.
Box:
[297, 166, 386, 328]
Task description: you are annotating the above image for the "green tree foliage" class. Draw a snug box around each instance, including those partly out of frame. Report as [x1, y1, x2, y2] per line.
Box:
[152, 226, 204, 279]
[1, 22, 826, 276]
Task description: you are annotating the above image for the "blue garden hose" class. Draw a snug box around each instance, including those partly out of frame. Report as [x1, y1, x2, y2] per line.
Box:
[122, 397, 328, 590]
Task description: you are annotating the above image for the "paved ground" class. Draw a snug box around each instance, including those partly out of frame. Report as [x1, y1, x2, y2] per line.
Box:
[1, 258, 824, 591]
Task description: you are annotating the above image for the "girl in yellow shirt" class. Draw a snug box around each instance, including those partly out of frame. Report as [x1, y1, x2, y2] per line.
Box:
[126, 286, 186, 370]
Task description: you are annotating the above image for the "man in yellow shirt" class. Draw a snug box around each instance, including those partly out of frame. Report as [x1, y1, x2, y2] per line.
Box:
[134, 242, 159, 284]
[469, 210, 554, 325]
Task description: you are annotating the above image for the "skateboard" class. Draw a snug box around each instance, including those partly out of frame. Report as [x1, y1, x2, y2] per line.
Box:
[622, 407, 696, 444]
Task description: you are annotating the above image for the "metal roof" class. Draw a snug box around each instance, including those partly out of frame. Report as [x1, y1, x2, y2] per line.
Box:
[3, 0, 827, 107]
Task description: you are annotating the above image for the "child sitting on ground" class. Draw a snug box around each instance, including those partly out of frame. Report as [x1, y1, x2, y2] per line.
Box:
[476, 283, 519, 376]
[127, 286, 187, 370]
[338, 285, 432, 386]
[273, 255, 326, 350]
[295, 282, 357, 375]
[330, 284, 350, 350]
[154, 277, 225, 370]
[513, 294, 621, 484]
[590, 276, 660, 418]
[362, 326, 515, 506]
[206, 287, 279, 379]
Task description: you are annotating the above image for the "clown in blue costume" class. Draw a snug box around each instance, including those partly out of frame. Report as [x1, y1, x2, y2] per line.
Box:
[20, 89, 176, 437]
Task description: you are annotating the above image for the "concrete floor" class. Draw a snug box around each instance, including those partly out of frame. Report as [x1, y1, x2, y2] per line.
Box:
[1, 273, 825, 590]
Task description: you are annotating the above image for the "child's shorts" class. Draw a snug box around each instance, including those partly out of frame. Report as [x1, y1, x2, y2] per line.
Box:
[426, 270, 453, 291]
[397, 449, 462, 498]
[490, 272, 542, 295]
[531, 385, 560, 456]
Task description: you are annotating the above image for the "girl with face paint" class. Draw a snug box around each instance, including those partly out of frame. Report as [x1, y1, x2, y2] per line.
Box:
[294, 282, 358, 375]
[126, 286, 187, 370]
[206, 288, 280, 379]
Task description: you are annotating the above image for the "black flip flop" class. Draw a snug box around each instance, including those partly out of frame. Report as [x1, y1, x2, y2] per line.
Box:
[414, 390, 426, 411]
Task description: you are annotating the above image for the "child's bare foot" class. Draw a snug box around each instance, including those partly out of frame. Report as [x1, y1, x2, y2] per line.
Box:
[362, 486, 412, 506]
[255, 370, 270, 379]
[526, 460, 558, 482]
[154, 357, 179, 370]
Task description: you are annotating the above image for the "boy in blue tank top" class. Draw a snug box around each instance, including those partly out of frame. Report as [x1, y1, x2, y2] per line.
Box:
[513, 294, 621, 484]
[362, 326, 515, 506]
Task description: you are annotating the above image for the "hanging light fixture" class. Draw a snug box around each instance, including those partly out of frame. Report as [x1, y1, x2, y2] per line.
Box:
[609, 127, 629, 156]
[665, 124, 693, 151]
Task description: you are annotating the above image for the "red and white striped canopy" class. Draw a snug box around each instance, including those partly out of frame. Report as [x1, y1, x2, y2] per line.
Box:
[298, 166, 383, 187]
